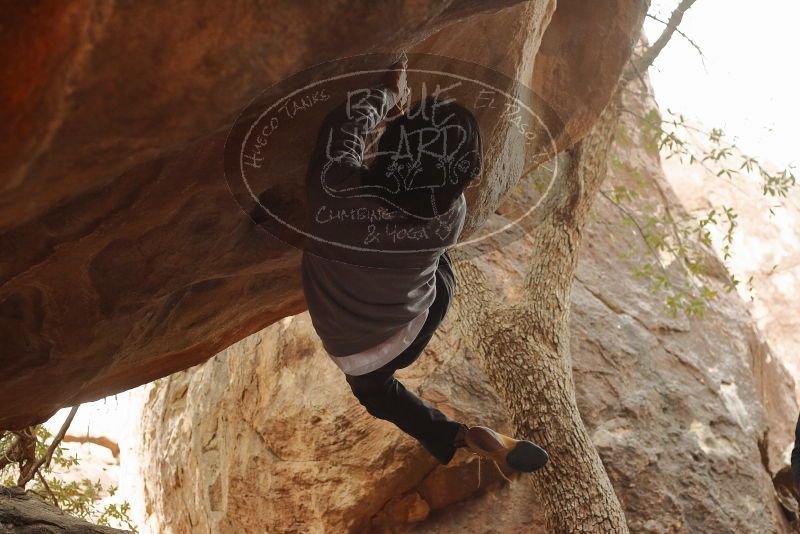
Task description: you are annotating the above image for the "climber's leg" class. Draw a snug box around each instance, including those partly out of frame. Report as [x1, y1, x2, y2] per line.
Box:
[346, 368, 466, 464]
[344, 252, 466, 465]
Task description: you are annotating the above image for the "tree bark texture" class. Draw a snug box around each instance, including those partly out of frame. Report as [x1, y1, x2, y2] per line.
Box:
[452, 89, 627, 533]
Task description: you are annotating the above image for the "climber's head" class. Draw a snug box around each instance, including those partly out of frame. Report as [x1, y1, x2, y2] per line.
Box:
[368, 96, 482, 219]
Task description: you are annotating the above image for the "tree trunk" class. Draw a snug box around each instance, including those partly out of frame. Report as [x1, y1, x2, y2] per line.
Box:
[452, 89, 627, 532]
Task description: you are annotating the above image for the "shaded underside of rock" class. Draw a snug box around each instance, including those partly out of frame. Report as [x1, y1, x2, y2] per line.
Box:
[0, 0, 647, 430]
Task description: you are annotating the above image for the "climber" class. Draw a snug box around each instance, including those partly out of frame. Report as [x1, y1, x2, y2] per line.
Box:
[300, 56, 549, 473]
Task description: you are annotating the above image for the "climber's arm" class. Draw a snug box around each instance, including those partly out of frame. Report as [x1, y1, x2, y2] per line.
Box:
[324, 85, 397, 169]
[318, 59, 407, 192]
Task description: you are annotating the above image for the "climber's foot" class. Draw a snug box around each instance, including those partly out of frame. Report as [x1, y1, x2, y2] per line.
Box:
[463, 425, 549, 473]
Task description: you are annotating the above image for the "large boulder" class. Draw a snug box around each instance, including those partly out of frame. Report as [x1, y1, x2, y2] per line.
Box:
[135, 314, 543, 533]
[0, 0, 646, 429]
[132, 81, 798, 532]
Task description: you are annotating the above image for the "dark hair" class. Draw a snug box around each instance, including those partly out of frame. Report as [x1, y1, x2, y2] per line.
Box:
[367, 96, 482, 219]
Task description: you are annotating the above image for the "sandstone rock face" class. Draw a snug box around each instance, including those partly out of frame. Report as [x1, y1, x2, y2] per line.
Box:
[0, 0, 647, 429]
[134, 83, 797, 532]
[661, 131, 800, 406]
[135, 315, 543, 533]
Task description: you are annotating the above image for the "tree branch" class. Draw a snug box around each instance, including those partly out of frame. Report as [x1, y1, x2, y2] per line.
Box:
[35, 468, 59, 509]
[63, 435, 121, 459]
[17, 406, 79, 488]
[636, 0, 699, 71]
[598, 189, 669, 277]
[645, 12, 705, 66]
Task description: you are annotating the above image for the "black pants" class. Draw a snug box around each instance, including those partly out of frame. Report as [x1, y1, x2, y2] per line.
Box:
[344, 251, 465, 465]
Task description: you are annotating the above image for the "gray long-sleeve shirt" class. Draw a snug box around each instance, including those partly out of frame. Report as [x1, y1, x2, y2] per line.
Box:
[301, 85, 466, 357]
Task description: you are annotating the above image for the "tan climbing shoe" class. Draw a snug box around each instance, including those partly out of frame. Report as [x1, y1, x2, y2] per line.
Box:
[463, 425, 549, 473]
